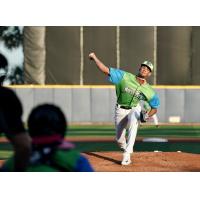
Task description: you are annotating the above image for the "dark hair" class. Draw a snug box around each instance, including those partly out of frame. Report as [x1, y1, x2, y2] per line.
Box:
[0, 53, 8, 85]
[0, 87, 24, 136]
[0, 53, 8, 68]
[28, 104, 67, 138]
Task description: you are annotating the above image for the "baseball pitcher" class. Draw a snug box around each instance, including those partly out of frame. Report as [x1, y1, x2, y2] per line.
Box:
[89, 52, 160, 165]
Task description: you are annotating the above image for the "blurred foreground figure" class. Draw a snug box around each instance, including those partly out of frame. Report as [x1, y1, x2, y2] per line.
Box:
[2, 104, 94, 172]
[23, 26, 46, 84]
[0, 53, 8, 85]
[0, 87, 31, 171]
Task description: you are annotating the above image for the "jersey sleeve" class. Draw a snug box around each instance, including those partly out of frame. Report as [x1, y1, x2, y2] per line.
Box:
[108, 67, 125, 84]
[148, 93, 160, 109]
[75, 155, 94, 172]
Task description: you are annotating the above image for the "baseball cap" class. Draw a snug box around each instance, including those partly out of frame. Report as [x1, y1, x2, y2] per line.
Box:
[141, 61, 154, 72]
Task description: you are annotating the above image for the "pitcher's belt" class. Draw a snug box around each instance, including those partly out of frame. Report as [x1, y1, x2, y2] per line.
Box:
[116, 104, 132, 110]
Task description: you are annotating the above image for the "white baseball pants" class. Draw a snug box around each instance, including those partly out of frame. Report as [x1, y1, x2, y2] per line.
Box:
[151, 114, 158, 125]
[114, 104, 141, 154]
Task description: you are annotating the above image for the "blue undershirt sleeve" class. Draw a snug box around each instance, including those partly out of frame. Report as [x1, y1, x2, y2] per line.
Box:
[108, 67, 125, 84]
[149, 93, 160, 109]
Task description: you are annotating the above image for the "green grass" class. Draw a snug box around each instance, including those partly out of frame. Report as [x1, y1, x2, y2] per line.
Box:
[1, 125, 200, 160]
[0, 151, 13, 159]
[66, 125, 200, 154]
[67, 125, 200, 138]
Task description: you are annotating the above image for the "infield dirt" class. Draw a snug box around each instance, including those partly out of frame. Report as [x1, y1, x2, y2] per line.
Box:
[83, 151, 200, 172]
[0, 151, 200, 171]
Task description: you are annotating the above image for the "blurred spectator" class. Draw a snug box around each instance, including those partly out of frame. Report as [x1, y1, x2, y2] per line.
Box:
[0, 53, 8, 85]
[0, 86, 31, 171]
[0, 26, 24, 85]
[23, 27, 46, 84]
[2, 104, 94, 172]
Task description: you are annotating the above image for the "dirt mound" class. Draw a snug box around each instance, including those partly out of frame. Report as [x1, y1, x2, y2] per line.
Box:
[83, 151, 200, 172]
[1, 152, 200, 172]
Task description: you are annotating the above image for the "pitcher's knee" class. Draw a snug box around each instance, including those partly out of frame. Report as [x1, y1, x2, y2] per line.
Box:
[128, 115, 138, 125]
[128, 109, 140, 122]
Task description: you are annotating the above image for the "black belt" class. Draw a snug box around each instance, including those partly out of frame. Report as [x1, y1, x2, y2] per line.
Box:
[117, 104, 132, 110]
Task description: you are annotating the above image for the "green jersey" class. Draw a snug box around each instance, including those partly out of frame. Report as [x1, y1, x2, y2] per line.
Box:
[109, 68, 160, 108]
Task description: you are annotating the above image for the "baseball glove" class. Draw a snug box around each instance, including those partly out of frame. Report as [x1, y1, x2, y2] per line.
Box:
[140, 111, 149, 123]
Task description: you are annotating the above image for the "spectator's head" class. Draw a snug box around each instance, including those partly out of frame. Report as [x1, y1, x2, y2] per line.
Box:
[0, 53, 8, 85]
[28, 104, 67, 146]
[0, 87, 25, 137]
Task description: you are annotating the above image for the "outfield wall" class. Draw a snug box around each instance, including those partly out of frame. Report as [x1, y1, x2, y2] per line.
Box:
[46, 26, 200, 85]
[8, 86, 200, 123]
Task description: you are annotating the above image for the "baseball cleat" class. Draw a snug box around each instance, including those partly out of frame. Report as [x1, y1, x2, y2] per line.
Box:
[121, 152, 131, 165]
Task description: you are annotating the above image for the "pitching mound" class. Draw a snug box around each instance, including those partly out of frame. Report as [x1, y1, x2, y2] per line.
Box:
[1, 152, 200, 172]
[83, 151, 200, 172]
